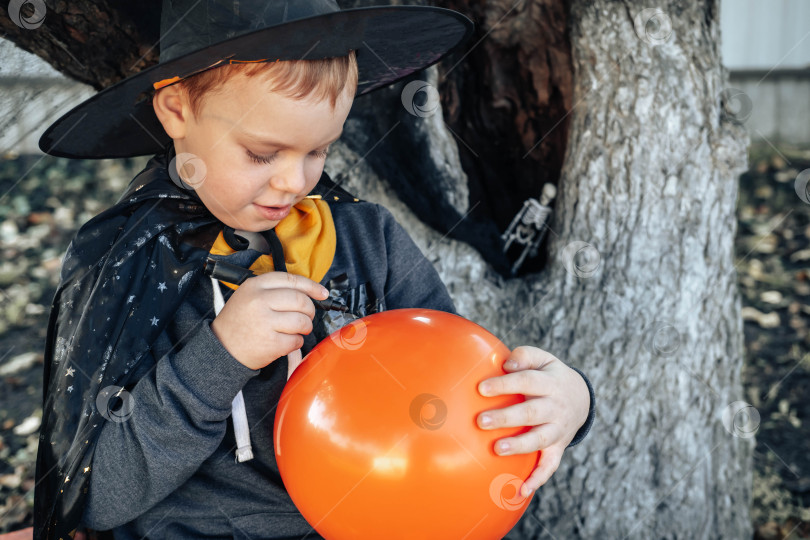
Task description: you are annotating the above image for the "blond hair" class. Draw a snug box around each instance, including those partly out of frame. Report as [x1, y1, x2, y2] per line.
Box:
[178, 50, 358, 119]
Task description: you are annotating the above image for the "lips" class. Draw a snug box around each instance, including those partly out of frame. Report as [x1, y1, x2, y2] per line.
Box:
[254, 203, 292, 221]
[256, 202, 294, 208]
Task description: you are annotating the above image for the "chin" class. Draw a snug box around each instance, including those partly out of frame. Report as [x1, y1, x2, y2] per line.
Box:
[213, 213, 259, 232]
[243, 220, 279, 232]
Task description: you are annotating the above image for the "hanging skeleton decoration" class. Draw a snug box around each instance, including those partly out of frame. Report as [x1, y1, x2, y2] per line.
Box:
[501, 183, 557, 275]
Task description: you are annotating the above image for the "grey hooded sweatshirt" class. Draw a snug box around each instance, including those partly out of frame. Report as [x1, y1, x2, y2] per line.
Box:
[80, 199, 595, 539]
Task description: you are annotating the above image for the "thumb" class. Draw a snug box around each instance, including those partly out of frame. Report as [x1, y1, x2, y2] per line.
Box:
[523, 446, 562, 495]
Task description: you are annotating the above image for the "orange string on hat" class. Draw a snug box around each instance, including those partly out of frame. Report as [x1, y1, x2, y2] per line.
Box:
[152, 57, 283, 90]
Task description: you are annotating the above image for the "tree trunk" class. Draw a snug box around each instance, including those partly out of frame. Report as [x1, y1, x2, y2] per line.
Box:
[0, 1, 160, 90]
[340, 0, 753, 538]
[3, 0, 753, 537]
[505, 0, 753, 536]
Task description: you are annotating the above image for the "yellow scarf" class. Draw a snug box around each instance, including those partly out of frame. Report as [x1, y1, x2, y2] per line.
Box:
[209, 196, 336, 290]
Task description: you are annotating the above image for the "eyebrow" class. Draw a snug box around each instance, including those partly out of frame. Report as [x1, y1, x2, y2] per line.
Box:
[241, 128, 343, 149]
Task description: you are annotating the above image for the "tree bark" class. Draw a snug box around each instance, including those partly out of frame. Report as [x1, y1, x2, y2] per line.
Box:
[502, 1, 753, 536]
[3, 0, 753, 537]
[340, 0, 753, 538]
[0, 1, 159, 90]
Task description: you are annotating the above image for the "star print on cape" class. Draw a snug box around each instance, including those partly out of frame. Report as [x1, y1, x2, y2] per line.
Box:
[32, 143, 222, 539]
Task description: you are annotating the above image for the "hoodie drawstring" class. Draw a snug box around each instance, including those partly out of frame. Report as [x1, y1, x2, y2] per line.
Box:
[211, 275, 255, 463]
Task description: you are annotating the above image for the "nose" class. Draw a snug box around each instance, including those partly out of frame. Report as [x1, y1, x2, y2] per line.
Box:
[269, 160, 308, 195]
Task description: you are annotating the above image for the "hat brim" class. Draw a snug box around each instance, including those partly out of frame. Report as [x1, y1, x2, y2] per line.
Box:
[38, 5, 474, 159]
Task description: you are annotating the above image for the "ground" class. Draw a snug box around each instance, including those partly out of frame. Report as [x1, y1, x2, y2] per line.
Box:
[0, 144, 807, 536]
[738, 145, 810, 539]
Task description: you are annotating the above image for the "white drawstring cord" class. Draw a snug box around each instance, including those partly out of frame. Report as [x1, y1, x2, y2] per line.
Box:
[210, 276, 254, 463]
[231, 390, 253, 463]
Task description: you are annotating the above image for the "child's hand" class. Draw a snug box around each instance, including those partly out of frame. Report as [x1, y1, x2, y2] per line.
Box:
[210, 271, 329, 370]
[476, 346, 590, 497]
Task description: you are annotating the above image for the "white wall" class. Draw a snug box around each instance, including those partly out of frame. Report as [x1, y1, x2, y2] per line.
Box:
[721, 0, 810, 70]
[721, 0, 810, 145]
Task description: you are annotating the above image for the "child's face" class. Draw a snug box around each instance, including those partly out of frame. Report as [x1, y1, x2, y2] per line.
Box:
[154, 71, 354, 231]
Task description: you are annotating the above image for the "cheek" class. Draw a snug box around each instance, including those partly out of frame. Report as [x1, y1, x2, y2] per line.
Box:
[305, 163, 325, 189]
[196, 168, 255, 209]
[220, 161, 262, 193]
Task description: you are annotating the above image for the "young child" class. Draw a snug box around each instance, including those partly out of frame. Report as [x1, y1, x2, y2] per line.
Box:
[33, 1, 595, 538]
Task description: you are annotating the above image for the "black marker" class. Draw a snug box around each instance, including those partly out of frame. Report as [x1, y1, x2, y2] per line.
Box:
[203, 256, 348, 312]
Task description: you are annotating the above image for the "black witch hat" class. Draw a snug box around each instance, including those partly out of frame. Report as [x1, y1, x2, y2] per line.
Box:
[38, 0, 475, 159]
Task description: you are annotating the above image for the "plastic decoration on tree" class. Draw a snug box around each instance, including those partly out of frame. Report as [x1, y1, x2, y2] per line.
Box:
[501, 182, 557, 275]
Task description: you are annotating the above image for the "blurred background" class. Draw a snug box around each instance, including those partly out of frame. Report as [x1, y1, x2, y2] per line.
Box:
[1, 0, 808, 537]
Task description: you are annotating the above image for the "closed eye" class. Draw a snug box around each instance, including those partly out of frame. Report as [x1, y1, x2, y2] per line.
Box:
[247, 149, 276, 164]
[246, 147, 330, 164]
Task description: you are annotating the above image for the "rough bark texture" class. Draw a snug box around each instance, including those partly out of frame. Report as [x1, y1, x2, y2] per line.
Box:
[341, 0, 575, 275]
[4, 0, 753, 537]
[0, 1, 159, 90]
[339, 0, 754, 538]
[499, 1, 753, 536]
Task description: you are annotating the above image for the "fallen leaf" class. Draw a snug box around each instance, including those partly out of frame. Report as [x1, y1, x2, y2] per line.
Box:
[761, 290, 784, 304]
[755, 520, 780, 540]
[789, 249, 810, 263]
[12, 414, 41, 436]
[742, 307, 781, 328]
[774, 169, 798, 183]
[27, 211, 54, 225]
[0, 351, 41, 377]
[0, 471, 22, 489]
[749, 259, 765, 280]
[788, 316, 805, 330]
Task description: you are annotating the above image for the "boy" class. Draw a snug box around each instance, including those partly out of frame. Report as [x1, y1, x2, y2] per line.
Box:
[34, 1, 595, 538]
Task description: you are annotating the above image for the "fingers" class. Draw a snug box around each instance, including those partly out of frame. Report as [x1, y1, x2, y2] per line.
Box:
[259, 288, 319, 320]
[477, 397, 551, 431]
[503, 346, 557, 372]
[269, 309, 314, 336]
[252, 271, 329, 301]
[490, 423, 560, 456]
[521, 445, 563, 496]
[276, 332, 305, 356]
[479, 369, 550, 398]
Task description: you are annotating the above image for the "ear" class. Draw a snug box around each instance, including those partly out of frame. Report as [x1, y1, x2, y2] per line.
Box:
[152, 84, 190, 140]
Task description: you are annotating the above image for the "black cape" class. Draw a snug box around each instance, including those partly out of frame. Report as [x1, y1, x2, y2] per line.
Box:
[33, 143, 357, 539]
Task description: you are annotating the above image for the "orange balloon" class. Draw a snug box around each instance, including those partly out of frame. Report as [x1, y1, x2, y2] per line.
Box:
[274, 308, 540, 540]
